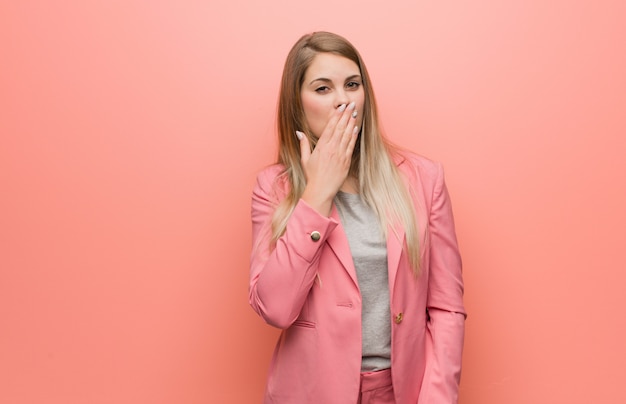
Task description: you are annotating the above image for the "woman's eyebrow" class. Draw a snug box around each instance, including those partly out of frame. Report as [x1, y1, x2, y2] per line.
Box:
[309, 77, 332, 85]
[345, 74, 362, 82]
[309, 74, 362, 85]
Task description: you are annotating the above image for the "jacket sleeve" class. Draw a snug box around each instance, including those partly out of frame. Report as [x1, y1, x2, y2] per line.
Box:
[418, 162, 466, 404]
[248, 169, 339, 329]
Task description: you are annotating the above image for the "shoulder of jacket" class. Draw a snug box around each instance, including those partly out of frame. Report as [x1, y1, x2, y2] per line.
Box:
[254, 163, 288, 195]
[256, 163, 284, 181]
[395, 150, 442, 177]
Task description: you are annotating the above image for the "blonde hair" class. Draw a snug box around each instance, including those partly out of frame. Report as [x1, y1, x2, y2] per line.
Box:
[272, 32, 420, 274]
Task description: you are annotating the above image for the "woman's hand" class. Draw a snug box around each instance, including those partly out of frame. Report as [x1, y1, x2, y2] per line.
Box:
[297, 101, 359, 216]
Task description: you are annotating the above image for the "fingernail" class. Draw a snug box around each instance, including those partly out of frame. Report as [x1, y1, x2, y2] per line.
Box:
[353, 126, 359, 134]
[338, 104, 347, 112]
[295, 131, 304, 140]
[348, 101, 356, 110]
[352, 110, 358, 118]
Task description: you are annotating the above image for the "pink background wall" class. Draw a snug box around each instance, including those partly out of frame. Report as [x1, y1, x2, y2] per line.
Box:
[2, 1, 625, 403]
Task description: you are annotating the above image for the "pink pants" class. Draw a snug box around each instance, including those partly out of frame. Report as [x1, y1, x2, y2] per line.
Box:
[357, 368, 395, 404]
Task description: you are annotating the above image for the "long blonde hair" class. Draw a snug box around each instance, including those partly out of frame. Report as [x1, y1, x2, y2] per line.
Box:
[272, 32, 420, 274]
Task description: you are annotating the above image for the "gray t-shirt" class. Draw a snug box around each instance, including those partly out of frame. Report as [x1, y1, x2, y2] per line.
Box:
[334, 191, 391, 372]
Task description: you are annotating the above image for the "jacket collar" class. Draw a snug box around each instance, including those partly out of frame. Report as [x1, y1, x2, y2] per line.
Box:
[326, 204, 359, 288]
[325, 151, 408, 292]
[326, 201, 406, 295]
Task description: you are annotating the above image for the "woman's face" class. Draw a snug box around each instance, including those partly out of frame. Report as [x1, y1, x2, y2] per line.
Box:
[300, 52, 365, 138]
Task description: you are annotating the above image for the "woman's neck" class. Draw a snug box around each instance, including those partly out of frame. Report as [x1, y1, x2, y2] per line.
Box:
[339, 176, 359, 194]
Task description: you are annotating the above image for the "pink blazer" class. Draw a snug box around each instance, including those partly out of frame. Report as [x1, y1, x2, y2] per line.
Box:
[249, 152, 466, 403]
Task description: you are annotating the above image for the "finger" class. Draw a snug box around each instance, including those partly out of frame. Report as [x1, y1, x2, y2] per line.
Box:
[296, 131, 311, 163]
[334, 101, 356, 139]
[345, 125, 359, 158]
[338, 105, 358, 150]
[318, 103, 347, 143]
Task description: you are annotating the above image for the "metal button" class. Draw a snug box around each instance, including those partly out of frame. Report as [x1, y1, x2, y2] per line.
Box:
[310, 231, 321, 241]
[394, 312, 403, 324]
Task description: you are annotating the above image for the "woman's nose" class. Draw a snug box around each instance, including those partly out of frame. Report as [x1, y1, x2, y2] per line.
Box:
[335, 90, 351, 109]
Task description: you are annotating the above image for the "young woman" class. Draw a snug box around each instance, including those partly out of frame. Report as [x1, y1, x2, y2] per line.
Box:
[249, 31, 466, 404]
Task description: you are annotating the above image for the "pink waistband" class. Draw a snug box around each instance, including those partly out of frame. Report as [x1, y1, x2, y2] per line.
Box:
[359, 368, 392, 393]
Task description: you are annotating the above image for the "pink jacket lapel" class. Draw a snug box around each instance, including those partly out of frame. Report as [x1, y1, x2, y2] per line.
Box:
[326, 203, 407, 295]
[326, 204, 359, 288]
[386, 222, 405, 297]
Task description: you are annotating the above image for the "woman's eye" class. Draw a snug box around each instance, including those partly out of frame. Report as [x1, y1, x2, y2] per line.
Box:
[346, 81, 361, 89]
[315, 86, 330, 93]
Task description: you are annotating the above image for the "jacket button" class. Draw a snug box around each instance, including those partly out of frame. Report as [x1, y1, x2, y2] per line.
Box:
[310, 231, 321, 241]
[394, 312, 403, 324]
